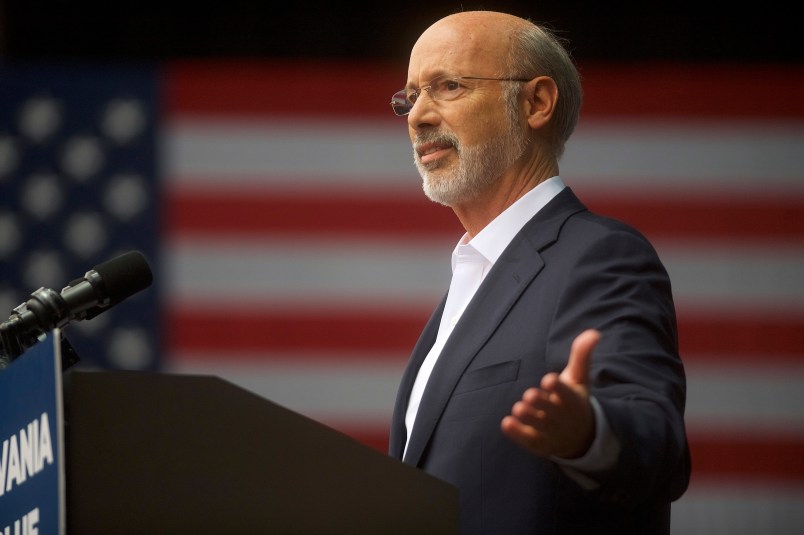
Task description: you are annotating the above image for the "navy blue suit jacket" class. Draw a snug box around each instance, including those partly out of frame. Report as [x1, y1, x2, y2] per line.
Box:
[389, 188, 690, 534]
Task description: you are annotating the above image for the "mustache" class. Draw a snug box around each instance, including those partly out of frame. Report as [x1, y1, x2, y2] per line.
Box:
[413, 130, 461, 152]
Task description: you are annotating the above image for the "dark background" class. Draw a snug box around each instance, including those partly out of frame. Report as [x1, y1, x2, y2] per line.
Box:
[1, 1, 802, 64]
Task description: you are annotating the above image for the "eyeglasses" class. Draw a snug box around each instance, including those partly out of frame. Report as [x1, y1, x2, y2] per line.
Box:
[390, 74, 530, 116]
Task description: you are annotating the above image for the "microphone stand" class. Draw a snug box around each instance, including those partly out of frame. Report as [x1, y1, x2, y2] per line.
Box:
[0, 287, 82, 371]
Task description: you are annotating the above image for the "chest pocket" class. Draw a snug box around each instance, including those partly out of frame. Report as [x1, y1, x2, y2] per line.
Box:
[453, 359, 521, 396]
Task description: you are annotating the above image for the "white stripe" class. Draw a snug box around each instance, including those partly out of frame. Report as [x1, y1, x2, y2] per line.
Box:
[165, 239, 804, 310]
[565, 120, 804, 187]
[164, 237, 452, 307]
[685, 361, 804, 435]
[166, 119, 804, 191]
[164, 118, 413, 184]
[671, 481, 804, 535]
[657, 243, 804, 309]
[166, 354, 405, 425]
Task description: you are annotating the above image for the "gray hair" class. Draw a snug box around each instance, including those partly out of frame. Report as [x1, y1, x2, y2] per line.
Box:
[505, 22, 583, 160]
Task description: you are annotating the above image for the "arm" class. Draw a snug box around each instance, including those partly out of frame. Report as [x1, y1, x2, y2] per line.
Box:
[504, 222, 690, 504]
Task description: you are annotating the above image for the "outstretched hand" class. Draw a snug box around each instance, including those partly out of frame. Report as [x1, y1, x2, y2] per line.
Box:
[501, 329, 601, 459]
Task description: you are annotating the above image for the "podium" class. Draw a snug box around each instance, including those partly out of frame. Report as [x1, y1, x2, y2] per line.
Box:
[63, 370, 458, 534]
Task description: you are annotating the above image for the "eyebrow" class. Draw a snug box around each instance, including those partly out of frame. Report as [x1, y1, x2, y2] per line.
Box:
[405, 71, 451, 90]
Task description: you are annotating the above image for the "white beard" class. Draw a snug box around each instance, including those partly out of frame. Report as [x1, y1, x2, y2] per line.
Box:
[414, 124, 527, 206]
[414, 104, 528, 207]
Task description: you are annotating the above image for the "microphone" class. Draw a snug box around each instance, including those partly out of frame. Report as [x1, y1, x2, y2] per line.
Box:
[0, 250, 153, 365]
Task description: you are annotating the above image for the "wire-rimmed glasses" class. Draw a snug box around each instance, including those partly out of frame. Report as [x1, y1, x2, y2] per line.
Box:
[390, 74, 530, 116]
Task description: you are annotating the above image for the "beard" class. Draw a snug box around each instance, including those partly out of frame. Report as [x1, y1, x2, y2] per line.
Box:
[413, 93, 528, 207]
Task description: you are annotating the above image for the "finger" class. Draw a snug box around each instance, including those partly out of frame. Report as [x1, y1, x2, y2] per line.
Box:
[501, 416, 546, 453]
[540, 371, 560, 392]
[560, 328, 600, 386]
[510, 401, 540, 430]
[540, 379, 586, 421]
[512, 392, 550, 427]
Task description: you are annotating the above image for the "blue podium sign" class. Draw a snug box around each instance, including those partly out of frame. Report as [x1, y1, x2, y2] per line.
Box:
[0, 330, 65, 535]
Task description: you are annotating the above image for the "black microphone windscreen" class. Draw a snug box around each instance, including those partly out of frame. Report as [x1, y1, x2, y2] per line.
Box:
[92, 251, 154, 306]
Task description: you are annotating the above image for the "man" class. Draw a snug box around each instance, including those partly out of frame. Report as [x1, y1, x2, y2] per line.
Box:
[388, 10, 691, 534]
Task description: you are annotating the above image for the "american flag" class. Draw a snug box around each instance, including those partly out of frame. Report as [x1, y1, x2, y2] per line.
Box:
[0, 64, 161, 371]
[2, 60, 803, 533]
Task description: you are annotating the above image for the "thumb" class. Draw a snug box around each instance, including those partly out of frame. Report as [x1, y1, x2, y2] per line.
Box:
[560, 329, 601, 386]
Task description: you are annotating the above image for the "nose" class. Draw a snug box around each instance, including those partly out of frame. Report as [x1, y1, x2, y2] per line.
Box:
[407, 90, 440, 130]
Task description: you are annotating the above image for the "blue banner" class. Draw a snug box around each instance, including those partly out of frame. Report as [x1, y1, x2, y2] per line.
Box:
[0, 331, 64, 535]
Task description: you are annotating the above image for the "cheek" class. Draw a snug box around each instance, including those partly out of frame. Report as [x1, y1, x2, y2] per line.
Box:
[447, 108, 506, 148]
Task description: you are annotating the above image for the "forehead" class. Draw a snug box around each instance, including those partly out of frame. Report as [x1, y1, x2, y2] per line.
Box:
[407, 15, 513, 84]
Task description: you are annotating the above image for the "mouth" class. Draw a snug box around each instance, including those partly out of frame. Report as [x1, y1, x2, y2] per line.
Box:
[416, 140, 454, 165]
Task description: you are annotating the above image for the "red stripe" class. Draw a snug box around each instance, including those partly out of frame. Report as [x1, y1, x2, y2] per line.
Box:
[166, 307, 428, 355]
[165, 60, 804, 119]
[164, 59, 405, 119]
[688, 432, 804, 483]
[165, 187, 462, 239]
[330, 425, 804, 483]
[166, 188, 804, 242]
[168, 307, 804, 360]
[580, 63, 804, 119]
[583, 192, 804, 244]
[678, 311, 804, 359]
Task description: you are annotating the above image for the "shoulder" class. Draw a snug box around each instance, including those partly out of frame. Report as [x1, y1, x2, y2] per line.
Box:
[547, 188, 658, 250]
[568, 208, 650, 241]
[565, 209, 664, 266]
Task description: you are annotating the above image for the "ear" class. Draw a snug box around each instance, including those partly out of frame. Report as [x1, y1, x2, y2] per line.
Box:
[524, 76, 558, 130]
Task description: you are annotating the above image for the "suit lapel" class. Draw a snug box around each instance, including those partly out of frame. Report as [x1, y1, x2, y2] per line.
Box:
[388, 297, 445, 458]
[397, 188, 587, 465]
